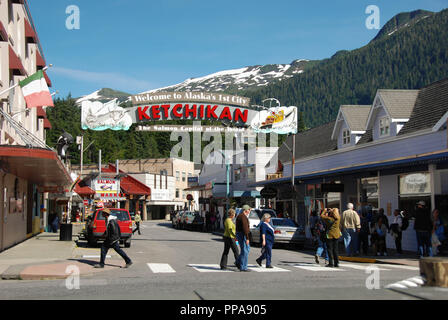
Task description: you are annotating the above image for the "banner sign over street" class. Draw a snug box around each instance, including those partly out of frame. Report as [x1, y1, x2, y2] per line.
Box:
[81, 92, 298, 135]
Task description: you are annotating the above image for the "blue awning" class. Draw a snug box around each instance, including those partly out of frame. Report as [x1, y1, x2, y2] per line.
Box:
[232, 190, 260, 198]
[251, 150, 448, 187]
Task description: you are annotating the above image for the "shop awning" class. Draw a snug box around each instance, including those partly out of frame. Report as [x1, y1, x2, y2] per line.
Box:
[24, 18, 37, 43]
[232, 190, 260, 198]
[102, 164, 151, 196]
[43, 70, 52, 87]
[0, 21, 7, 41]
[36, 106, 46, 118]
[9, 45, 26, 75]
[74, 183, 95, 196]
[251, 149, 448, 186]
[0, 146, 72, 188]
[43, 117, 52, 129]
[36, 50, 46, 67]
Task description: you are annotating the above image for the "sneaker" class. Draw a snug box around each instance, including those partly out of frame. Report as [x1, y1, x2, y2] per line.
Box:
[93, 264, 104, 268]
[266, 265, 273, 269]
[326, 264, 334, 268]
[124, 261, 133, 268]
[315, 254, 320, 264]
[256, 258, 262, 267]
[239, 269, 250, 272]
[220, 266, 227, 270]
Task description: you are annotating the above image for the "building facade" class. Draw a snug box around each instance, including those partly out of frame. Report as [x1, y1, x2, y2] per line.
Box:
[0, 0, 71, 251]
[256, 78, 448, 252]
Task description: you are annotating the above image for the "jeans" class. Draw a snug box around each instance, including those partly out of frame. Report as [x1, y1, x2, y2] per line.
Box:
[315, 238, 328, 260]
[236, 232, 250, 270]
[132, 222, 141, 235]
[258, 243, 273, 267]
[220, 236, 240, 268]
[416, 231, 433, 257]
[358, 232, 369, 255]
[394, 231, 402, 254]
[327, 238, 339, 266]
[343, 228, 358, 256]
[100, 241, 132, 266]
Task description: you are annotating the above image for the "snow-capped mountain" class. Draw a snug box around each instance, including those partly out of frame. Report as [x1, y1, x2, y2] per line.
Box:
[75, 59, 310, 105]
[144, 59, 310, 94]
[75, 88, 131, 105]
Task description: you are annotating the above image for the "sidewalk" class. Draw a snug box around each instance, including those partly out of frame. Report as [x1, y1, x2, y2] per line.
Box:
[212, 229, 419, 267]
[0, 230, 123, 280]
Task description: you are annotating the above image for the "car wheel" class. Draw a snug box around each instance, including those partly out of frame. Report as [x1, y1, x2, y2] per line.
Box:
[124, 239, 131, 248]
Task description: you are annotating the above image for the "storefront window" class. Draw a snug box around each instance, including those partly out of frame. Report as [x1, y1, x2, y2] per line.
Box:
[399, 172, 431, 218]
[359, 177, 379, 209]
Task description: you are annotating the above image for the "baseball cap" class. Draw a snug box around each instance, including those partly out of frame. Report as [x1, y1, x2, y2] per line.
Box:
[102, 208, 111, 215]
[242, 204, 251, 211]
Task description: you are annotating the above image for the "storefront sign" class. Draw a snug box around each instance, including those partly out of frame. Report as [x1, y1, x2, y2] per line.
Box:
[151, 189, 171, 201]
[399, 173, 430, 194]
[260, 187, 277, 199]
[81, 91, 297, 135]
[93, 178, 119, 195]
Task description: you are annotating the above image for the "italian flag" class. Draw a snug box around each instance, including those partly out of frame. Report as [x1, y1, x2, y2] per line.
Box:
[19, 70, 54, 108]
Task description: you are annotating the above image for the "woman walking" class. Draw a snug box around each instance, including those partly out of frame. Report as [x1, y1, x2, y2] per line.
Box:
[256, 214, 275, 268]
[220, 209, 240, 270]
[321, 208, 341, 268]
[314, 210, 328, 264]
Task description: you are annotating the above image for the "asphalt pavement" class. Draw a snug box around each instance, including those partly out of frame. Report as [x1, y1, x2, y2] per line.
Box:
[0, 220, 445, 300]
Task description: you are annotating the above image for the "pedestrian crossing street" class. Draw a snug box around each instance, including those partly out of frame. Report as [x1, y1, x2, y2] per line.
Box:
[145, 262, 419, 274]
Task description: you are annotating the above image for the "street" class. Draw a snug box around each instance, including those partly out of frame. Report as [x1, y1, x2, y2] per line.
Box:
[0, 220, 423, 300]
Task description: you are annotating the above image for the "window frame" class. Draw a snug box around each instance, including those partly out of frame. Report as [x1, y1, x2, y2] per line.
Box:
[379, 117, 390, 137]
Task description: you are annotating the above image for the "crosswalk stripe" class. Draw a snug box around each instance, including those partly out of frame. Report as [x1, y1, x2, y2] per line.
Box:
[147, 263, 176, 273]
[338, 263, 391, 271]
[188, 264, 233, 272]
[377, 264, 419, 271]
[291, 263, 345, 271]
[385, 276, 425, 289]
[247, 264, 290, 272]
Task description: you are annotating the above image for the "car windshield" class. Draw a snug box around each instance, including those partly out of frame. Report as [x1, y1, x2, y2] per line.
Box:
[96, 210, 130, 221]
[262, 209, 277, 217]
[272, 219, 297, 227]
[249, 210, 261, 220]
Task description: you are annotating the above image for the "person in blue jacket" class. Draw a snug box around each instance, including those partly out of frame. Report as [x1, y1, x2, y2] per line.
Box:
[256, 214, 275, 268]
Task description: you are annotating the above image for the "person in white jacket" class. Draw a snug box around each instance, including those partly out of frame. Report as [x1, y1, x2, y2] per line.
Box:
[390, 209, 403, 254]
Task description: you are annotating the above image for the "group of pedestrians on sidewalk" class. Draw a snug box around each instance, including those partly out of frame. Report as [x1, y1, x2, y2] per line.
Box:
[220, 204, 275, 272]
[312, 200, 446, 260]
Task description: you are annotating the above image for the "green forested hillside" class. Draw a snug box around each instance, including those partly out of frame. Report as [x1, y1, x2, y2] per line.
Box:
[46, 97, 171, 164]
[244, 8, 448, 127]
[46, 9, 448, 163]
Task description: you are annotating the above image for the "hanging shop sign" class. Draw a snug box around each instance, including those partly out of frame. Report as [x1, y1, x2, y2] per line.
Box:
[81, 92, 298, 135]
[93, 178, 119, 195]
[260, 187, 277, 199]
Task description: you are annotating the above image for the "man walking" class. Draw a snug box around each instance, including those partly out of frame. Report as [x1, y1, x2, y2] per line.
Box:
[341, 203, 361, 257]
[133, 210, 142, 235]
[414, 201, 433, 257]
[94, 209, 133, 268]
[236, 204, 251, 272]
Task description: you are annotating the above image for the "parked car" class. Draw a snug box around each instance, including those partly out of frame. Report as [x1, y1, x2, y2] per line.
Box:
[180, 211, 203, 231]
[250, 218, 305, 248]
[85, 208, 133, 247]
[235, 208, 278, 229]
[172, 211, 184, 229]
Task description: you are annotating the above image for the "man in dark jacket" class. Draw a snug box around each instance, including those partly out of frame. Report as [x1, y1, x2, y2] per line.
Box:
[414, 201, 433, 257]
[235, 204, 251, 271]
[94, 209, 133, 268]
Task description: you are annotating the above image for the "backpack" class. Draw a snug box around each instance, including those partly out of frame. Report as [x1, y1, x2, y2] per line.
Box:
[400, 212, 409, 231]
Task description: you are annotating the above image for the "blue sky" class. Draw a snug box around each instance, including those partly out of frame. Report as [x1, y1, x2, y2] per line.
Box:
[28, 0, 447, 98]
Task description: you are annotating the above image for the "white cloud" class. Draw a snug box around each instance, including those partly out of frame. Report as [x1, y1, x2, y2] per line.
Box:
[50, 66, 154, 93]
